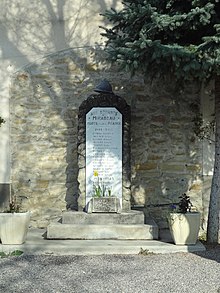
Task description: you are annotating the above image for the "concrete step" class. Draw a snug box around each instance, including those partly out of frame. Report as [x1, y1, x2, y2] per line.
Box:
[47, 222, 158, 240]
[62, 210, 145, 225]
[0, 228, 206, 256]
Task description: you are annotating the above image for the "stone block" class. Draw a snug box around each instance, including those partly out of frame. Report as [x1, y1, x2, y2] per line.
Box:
[185, 164, 202, 172]
[47, 222, 158, 240]
[160, 163, 184, 173]
[62, 210, 144, 225]
[135, 162, 157, 171]
[35, 180, 49, 189]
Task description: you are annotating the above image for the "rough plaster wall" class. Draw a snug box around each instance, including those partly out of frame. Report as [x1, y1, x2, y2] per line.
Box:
[0, 0, 122, 182]
[10, 47, 211, 229]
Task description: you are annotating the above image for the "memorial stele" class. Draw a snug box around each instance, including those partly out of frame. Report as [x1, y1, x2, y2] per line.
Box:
[86, 107, 122, 206]
[77, 80, 131, 212]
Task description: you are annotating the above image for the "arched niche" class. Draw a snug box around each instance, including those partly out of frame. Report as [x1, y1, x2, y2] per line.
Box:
[77, 92, 131, 212]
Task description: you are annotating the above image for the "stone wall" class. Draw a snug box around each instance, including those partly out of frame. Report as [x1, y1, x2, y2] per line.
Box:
[10, 47, 212, 229]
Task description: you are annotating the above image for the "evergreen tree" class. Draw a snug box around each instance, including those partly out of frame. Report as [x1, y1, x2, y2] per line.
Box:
[101, 0, 220, 243]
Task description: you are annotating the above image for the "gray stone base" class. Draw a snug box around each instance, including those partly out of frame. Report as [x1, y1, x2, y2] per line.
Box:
[0, 228, 206, 255]
[62, 210, 144, 224]
[47, 223, 158, 240]
[46, 211, 158, 240]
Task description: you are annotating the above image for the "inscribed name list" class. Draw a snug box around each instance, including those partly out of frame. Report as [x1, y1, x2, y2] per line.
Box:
[86, 107, 122, 205]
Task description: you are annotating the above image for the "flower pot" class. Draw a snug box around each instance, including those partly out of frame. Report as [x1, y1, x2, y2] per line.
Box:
[0, 212, 30, 244]
[168, 212, 200, 245]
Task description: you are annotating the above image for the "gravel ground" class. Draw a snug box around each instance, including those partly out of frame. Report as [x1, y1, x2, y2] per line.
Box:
[0, 245, 220, 293]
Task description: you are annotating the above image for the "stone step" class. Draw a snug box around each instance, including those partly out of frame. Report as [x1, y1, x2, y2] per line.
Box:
[62, 210, 145, 225]
[46, 222, 158, 240]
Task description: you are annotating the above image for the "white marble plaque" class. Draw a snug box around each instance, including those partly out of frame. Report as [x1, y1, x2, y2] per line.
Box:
[86, 107, 122, 207]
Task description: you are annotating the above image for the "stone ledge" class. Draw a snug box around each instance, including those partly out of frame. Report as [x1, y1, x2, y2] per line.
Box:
[62, 210, 145, 225]
[47, 222, 158, 240]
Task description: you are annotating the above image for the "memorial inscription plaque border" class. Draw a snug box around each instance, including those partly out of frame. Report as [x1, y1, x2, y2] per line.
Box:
[77, 93, 131, 212]
[86, 107, 122, 207]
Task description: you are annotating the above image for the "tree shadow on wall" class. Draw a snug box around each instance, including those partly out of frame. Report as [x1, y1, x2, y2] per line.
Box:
[1, 0, 115, 63]
[6, 0, 120, 214]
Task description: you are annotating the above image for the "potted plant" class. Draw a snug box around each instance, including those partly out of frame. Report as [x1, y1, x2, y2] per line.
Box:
[0, 116, 5, 127]
[0, 117, 30, 245]
[0, 195, 30, 245]
[167, 193, 201, 245]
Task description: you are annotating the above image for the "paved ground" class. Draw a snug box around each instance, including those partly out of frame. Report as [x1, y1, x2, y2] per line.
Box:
[0, 246, 220, 293]
[1, 229, 220, 293]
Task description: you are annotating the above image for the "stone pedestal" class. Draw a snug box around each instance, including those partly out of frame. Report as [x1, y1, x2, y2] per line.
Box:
[46, 211, 159, 240]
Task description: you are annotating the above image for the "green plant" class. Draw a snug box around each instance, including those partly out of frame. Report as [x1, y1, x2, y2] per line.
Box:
[199, 232, 207, 242]
[0, 116, 5, 127]
[191, 102, 215, 142]
[0, 250, 23, 258]
[178, 193, 193, 213]
[170, 193, 193, 214]
[138, 248, 155, 256]
[4, 196, 20, 213]
[101, 0, 220, 244]
[93, 170, 111, 197]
